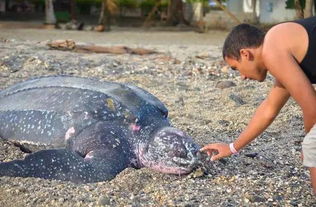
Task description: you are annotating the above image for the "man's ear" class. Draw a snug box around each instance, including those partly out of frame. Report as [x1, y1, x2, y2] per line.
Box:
[240, 49, 253, 60]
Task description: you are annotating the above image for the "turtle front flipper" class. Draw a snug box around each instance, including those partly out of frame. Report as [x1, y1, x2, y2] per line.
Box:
[0, 148, 128, 183]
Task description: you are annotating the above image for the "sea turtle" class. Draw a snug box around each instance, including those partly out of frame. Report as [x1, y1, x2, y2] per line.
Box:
[0, 76, 200, 183]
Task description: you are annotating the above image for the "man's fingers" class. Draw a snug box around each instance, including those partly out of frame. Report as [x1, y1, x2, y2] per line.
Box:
[200, 143, 230, 161]
[200, 144, 217, 152]
[206, 151, 211, 157]
[211, 154, 221, 161]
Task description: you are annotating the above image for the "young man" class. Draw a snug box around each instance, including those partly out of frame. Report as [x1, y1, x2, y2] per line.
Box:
[200, 16, 316, 193]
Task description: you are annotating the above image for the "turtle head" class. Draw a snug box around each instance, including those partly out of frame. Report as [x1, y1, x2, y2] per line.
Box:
[138, 127, 200, 175]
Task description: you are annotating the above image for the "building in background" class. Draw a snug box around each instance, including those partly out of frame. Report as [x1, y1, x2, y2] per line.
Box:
[226, 0, 298, 24]
[204, 0, 305, 29]
[0, 0, 5, 13]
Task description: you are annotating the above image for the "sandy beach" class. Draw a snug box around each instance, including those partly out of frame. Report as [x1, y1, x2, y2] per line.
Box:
[0, 25, 315, 206]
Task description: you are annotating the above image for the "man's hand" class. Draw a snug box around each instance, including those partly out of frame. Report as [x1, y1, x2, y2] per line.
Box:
[200, 143, 232, 161]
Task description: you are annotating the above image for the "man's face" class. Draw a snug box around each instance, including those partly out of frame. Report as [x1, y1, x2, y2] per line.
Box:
[224, 50, 267, 82]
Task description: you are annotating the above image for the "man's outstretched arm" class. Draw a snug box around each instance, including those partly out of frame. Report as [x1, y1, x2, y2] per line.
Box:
[201, 80, 290, 160]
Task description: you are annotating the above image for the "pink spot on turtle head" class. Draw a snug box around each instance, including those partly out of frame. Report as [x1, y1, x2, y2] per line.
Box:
[84, 151, 94, 161]
[65, 127, 75, 140]
[130, 124, 141, 132]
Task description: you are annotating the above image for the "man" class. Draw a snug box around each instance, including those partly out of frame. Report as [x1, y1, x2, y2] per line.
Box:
[201, 16, 316, 193]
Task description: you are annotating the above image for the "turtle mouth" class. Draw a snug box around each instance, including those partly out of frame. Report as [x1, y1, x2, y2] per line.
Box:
[140, 159, 195, 174]
[138, 147, 199, 174]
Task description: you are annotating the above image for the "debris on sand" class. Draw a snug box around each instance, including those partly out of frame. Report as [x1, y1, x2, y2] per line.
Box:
[47, 39, 159, 55]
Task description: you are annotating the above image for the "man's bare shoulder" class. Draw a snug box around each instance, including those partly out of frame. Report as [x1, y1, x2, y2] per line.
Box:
[264, 23, 298, 47]
[263, 21, 308, 63]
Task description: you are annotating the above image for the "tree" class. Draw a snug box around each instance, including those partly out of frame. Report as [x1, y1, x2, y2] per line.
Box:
[98, 0, 118, 31]
[166, 0, 188, 25]
[70, 0, 77, 21]
[294, 0, 304, 18]
[45, 0, 56, 24]
[251, 0, 258, 24]
[304, 0, 314, 18]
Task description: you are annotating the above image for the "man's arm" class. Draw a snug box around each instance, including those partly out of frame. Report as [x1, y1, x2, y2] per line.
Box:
[263, 27, 316, 133]
[201, 80, 290, 160]
[232, 80, 290, 151]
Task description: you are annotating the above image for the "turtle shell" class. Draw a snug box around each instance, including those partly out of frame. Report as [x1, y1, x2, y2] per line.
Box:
[0, 76, 169, 145]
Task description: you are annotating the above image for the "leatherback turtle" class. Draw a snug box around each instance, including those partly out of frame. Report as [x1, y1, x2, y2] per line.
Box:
[0, 76, 200, 183]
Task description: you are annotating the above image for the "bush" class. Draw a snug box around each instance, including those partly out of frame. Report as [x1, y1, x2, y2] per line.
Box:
[118, 0, 138, 8]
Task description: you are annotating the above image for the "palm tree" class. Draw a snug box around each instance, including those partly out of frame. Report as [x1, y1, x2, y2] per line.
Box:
[45, 0, 56, 24]
[98, 0, 118, 31]
[166, 0, 188, 25]
[294, 0, 304, 19]
[70, 0, 77, 21]
[251, 0, 258, 23]
[304, 0, 314, 18]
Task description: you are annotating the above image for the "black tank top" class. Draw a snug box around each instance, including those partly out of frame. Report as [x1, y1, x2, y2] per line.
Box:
[294, 16, 316, 83]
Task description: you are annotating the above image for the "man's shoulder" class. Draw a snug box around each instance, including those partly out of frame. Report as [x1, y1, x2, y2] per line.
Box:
[263, 21, 308, 62]
[266, 22, 306, 42]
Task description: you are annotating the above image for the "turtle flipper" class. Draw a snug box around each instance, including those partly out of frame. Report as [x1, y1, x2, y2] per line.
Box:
[0, 148, 127, 183]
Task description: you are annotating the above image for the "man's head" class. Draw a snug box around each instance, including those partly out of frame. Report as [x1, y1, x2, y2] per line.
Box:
[223, 24, 267, 81]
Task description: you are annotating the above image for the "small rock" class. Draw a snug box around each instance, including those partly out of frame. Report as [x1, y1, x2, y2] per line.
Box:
[250, 195, 266, 203]
[229, 94, 246, 105]
[58, 198, 65, 203]
[218, 120, 230, 127]
[215, 81, 236, 89]
[221, 65, 230, 73]
[98, 196, 111, 206]
[189, 168, 205, 178]
[244, 152, 258, 158]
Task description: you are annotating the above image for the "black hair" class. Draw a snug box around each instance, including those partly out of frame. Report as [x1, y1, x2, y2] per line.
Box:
[222, 23, 265, 60]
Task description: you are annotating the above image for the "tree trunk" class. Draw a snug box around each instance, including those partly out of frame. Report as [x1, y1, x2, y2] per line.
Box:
[98, 0, 111, 31]
[70, 0, 77, 21]
[98, 1, 105, 25]
[166, 0, 188, 25]
[304, 0, 314, 18]
[294, 0, 304, 19]
[143, 0, 161, 27]
[45, 0, 56, 24]
[252, 0, 258, 23]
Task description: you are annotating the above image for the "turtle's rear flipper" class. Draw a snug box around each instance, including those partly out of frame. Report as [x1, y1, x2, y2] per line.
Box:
[0, 149, 126, 183]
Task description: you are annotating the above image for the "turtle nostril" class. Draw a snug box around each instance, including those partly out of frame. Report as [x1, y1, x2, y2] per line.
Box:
[179, 151, 188, 159]
[177, 148, 189, 159]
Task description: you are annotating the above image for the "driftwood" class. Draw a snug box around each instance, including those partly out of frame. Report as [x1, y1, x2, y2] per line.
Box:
[47, 40, 159, 55]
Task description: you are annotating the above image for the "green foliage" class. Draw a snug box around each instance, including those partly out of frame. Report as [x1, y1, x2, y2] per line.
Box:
[26, 0, 169, 13]
[186, 0, 208, 3]
[139, 0, 169, 11]
[76, 0, 102, 4]
[118, 0, 138, 8]
[55, 11, 70, 22]
[285, 0, 305, 9]
[27, 0, 45, 6]
[159, 0, 168, 9]
[140, 0, 155, 10]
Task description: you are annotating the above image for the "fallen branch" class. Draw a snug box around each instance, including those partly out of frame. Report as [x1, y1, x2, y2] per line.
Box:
[47, 40, 159, 55]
